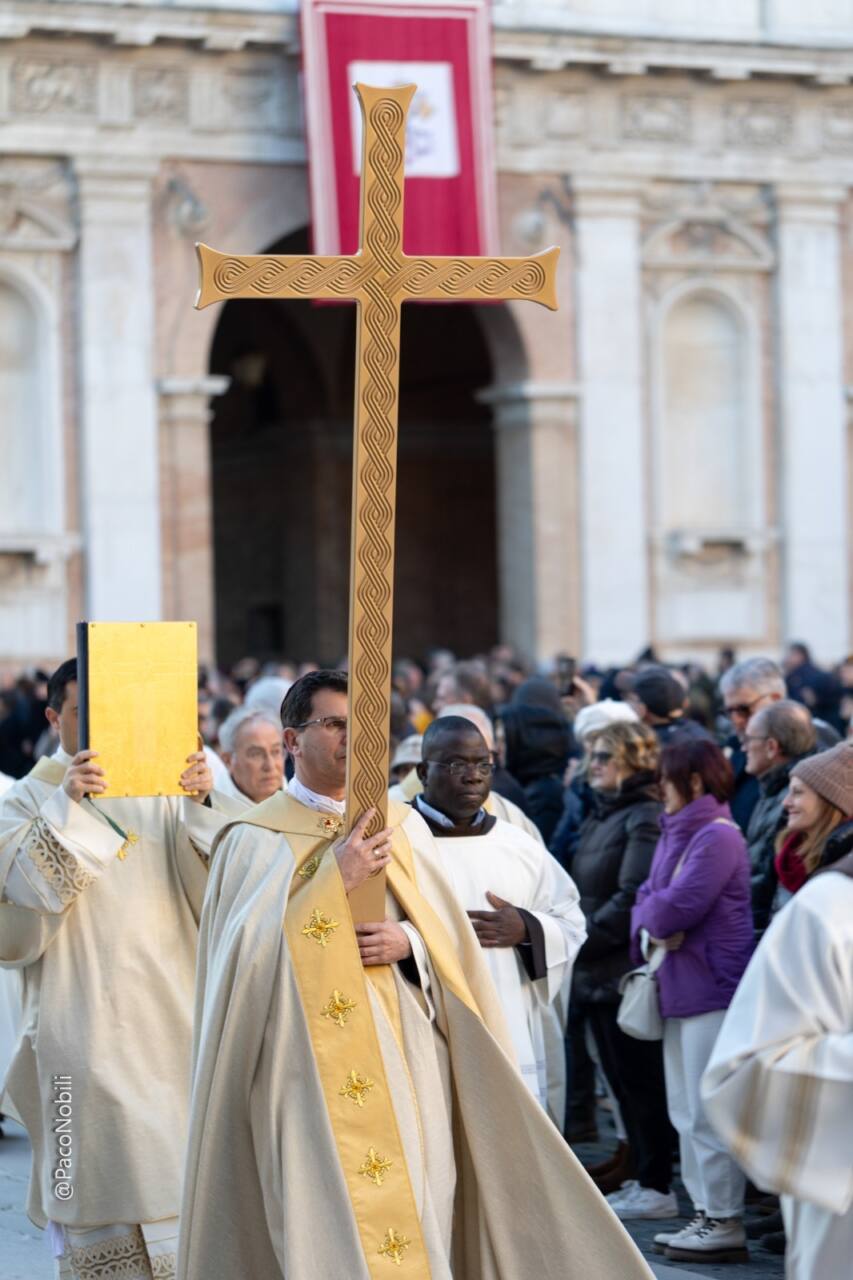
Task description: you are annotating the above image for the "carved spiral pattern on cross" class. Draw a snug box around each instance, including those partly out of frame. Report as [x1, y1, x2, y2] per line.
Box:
[391, 258, 547, 297]
[364, 97, 405, 273]
[349, 98, 405, 824]
[211, 256, 371, 296]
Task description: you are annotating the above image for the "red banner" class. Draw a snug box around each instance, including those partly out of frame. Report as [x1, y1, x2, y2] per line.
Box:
[301, 0, 498, 258]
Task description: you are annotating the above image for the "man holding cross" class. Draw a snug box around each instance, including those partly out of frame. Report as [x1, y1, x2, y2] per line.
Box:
[179, 670, 653, 1278]
[180, 83, 652, 1279]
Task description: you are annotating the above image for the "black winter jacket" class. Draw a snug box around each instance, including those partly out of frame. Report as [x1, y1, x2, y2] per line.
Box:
[746, 758, 798, 935]
[500, 704, 572, 844]
[570, 772, 662, 1005]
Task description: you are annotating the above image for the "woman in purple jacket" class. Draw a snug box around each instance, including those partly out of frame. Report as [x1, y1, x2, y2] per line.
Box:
[631, 736, 754, 1267]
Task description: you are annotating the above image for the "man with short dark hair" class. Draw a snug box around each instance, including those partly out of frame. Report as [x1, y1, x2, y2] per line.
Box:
[744, 699, 817, 934]
[413, 716, 586, 1125]
[627, 666, 707, 744]
[0, 658, 234, 1279]
[179, 673, 654, 1280]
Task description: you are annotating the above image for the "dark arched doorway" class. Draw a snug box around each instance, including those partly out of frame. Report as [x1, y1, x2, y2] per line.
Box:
[209, 228, 499, 666]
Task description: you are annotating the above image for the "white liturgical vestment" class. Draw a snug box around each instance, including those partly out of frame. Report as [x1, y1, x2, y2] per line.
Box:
[702, 868, 853, 1280]
[427, 811, 585, 1121]
[0, 748, 236, 1235]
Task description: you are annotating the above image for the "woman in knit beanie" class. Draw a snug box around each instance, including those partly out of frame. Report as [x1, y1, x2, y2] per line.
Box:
[775, 741, 853, 897]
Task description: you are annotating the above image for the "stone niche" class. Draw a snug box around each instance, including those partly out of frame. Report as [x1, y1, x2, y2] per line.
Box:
[642, 182, 776, 649]
[0, 158, 77, 661]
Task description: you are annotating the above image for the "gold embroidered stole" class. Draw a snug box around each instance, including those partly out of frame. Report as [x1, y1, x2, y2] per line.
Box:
[233, 793, 430, 1276]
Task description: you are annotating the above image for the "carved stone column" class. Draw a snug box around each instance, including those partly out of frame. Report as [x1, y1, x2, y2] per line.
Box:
[573, 178, 648, 664]
[776, 185, 849, 660]
[75, 156, 162, 621]
[157, 376, 229, 664]
[482, 382, 581, 660]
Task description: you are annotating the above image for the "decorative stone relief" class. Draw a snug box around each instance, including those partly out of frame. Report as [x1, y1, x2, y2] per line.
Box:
[725, 100, 793, 148]
[134, 67, 189, 123]
[643, 215, 773, 272]
[222, 67, 280, 131]
[546, 90, 586, 138]
[0, 160, 76, 251]
[621, 95, 691, 143]
[822, 102, 853, 151]
[11, 58, 96, 117]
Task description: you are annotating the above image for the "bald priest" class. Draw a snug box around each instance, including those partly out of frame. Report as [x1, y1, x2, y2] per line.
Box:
[178, 669, 653, 1280]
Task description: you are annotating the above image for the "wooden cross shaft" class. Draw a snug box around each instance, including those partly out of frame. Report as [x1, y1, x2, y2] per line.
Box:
[196, 83, 558, 919]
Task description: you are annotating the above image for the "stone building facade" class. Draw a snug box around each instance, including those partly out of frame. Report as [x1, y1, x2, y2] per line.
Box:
[0, 0, 851, 669]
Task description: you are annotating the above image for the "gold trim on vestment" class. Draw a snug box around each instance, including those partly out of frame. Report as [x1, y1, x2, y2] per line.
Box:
[283, 849, 429, 1278]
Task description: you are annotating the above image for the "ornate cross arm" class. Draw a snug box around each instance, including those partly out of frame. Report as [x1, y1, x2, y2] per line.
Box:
[195, 243, 558, 310]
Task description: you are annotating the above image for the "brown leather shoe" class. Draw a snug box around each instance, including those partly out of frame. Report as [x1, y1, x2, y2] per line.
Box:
[584, 1141, 630, 1179]
[594, 1145, 636, 1195]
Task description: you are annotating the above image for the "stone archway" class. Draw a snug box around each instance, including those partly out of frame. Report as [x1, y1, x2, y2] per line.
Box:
[208, 227, 506, 666]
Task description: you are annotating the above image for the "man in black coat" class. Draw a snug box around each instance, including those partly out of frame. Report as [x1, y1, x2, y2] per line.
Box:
[499, 679, 572, 845]
[743, 700, 816, 935]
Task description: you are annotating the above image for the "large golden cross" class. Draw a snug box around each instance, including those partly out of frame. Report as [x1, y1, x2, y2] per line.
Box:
[196, 83, 558, 918]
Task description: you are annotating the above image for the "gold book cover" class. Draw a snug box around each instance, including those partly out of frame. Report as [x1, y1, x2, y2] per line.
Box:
[77, 621, 198, 798]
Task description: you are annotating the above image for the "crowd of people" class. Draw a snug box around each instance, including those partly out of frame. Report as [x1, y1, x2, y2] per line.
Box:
[0, 640, 850, 1278]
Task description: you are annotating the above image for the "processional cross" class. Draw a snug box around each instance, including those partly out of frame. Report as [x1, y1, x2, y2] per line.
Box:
[196, 83, 558, 919]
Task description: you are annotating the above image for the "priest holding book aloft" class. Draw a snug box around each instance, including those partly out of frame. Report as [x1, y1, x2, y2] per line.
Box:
[178, 669, 654, 1280]
[0, 657, 238, 1280]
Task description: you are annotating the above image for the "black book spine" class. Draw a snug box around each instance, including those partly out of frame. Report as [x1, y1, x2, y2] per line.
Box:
[76, 621, 90, 753]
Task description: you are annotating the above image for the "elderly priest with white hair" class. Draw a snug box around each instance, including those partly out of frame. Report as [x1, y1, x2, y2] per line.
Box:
[178, 670, 654, 1280]
[217, 704, 286, 805]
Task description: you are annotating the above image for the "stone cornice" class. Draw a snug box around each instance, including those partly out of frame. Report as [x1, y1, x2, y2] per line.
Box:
[0, 2, 298, 52]
[3, 14, 853, 184]
[2, 4, 853, 83]
[491, 30, 853, 84]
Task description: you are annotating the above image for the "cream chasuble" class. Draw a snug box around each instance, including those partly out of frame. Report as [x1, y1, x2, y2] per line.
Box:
[702, 869, 853, 1280]
[179, 790, 654, 1280]
[427, 815, 585, 1124]
[0, 751, 240, 1232]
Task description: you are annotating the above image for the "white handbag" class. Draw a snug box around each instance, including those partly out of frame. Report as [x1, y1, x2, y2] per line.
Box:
[616, 944, 667, 1041]
[615, 816, 736, 1041]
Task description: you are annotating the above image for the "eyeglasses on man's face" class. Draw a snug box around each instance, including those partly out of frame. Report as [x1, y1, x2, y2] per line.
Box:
[296, 716, 348, 734]
[425, 759, 496, 778]
[724, 697, 762, 719]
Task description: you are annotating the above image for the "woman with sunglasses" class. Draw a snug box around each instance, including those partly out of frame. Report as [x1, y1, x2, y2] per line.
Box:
[570, 721, 676, 1216]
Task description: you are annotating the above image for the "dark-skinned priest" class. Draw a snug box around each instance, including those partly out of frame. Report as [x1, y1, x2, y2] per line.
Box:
[413, 716, 585, 1122]
[0, 658, 240, 1278]
[178, 670, 654, 1280]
